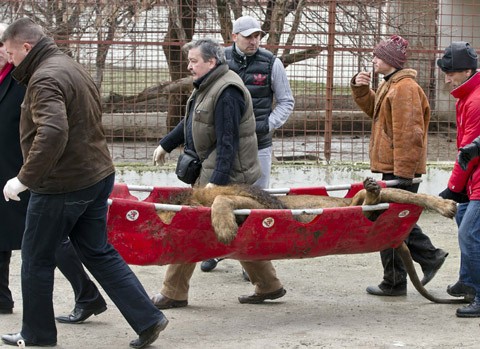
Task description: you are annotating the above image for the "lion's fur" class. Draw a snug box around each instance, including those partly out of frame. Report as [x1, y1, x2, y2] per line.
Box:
[158, 178, 457, 244]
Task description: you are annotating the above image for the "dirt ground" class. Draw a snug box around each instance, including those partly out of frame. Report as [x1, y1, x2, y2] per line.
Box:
[0, 210, 478, 349]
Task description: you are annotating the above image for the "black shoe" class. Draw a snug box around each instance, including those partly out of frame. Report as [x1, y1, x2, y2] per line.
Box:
[421, 249, 449, 286]
[0, 308, 12, 314]
[1, 333, 56, 347]
[238, 287, 286, 304]
[129, 317, 169, 349]
[456, 299, 480, 317]
[447, 281, 476, 302]
[366, 284, 406, 296]
[55, 304, 107, 324]
[200, 258, 224, 272]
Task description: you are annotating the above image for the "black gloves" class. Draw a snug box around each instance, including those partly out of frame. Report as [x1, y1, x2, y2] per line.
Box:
[458, 137, 480, 171]
[394, 176, 413, 189]
[439, 188, 469, 203]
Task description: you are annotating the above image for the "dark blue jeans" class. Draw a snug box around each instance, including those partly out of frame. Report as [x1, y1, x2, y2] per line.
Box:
[55, 238, 106, 310]
[455, 202, 470, 286]
[456, 200, 480, 301]
[20, 173, 165, 345]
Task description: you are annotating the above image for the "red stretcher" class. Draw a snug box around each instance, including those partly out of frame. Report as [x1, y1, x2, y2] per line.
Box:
[106, 181, 423, 266]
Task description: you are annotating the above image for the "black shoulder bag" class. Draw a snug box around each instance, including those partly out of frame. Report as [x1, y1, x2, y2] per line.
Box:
[175, 146, 215, 185]
[175, 149, 203, 185]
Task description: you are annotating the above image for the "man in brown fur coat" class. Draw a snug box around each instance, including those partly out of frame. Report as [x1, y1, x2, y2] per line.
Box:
[350, 35, 448, 297]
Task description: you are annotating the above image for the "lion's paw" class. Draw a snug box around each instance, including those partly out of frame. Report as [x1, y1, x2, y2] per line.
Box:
[438, 199, 457, 219]
[363, 177, 381, 193]
[212, 219, 238, 245]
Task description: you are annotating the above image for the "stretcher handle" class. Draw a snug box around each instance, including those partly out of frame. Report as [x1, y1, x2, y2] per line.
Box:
[107, 199, 391, 216]
[384, 178, 422, 187]
[109, 178, 421, 215]
[123, 178, 422, 195]
[233, 203, 391, 216]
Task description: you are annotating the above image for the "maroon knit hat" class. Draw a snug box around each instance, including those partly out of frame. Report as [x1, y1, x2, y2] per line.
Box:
[373, 35, 409, 69]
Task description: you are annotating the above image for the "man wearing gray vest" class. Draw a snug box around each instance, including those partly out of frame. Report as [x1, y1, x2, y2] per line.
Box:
[201, 15, 295, 273]
[152, 38, 286, 309]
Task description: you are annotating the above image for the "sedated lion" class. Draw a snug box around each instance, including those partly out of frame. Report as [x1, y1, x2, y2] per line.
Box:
[158, 177, 463, 304]
[163, 177, 457, 245]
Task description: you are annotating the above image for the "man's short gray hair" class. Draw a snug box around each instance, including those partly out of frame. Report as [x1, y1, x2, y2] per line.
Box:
[183, 38, 226, 64]
[1, 17, 45, 46]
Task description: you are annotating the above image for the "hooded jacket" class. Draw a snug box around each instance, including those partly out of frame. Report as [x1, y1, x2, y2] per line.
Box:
[12, 37, 114, 193]
[447, 72, 480, 199]
[351, 69, 430, 178]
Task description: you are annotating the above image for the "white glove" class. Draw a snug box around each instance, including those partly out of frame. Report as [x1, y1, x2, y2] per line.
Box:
[205, 183, 217, 189]
[3, 177, 28, 202]
[153, 145, 167, 166]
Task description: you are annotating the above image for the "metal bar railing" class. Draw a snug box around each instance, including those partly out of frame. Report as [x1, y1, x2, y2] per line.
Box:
[108, 179, 420, 215]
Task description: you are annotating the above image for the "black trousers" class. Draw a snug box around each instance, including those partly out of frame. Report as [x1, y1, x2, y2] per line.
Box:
[0, 251, 12, 310]
[379, 174, 440, 288]
[0, 239, 105, 311]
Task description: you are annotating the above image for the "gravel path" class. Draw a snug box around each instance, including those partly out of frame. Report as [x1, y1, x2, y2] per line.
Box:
[0, 211, 476, 349]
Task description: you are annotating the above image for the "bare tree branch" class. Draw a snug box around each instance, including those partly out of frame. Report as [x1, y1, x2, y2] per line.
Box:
[280, 48, 324, 67]
[216, 0, 233, 44]
[283, 0, 306, 56]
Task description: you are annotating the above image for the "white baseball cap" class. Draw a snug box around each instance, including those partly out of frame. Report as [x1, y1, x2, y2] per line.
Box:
[232, 16, 264, 36]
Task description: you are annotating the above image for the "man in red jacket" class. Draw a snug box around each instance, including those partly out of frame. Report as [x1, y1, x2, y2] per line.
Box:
[437, 41, 480, 317]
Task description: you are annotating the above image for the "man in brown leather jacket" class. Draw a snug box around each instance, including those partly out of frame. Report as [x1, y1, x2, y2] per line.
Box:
[1, 18, 167, 348]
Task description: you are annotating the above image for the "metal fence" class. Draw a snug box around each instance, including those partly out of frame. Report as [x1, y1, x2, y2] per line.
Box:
[1, 0, 479, 164]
